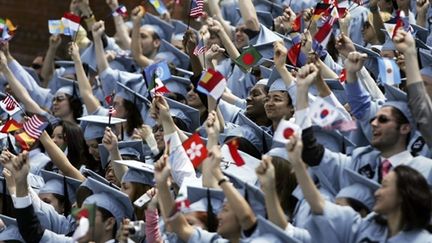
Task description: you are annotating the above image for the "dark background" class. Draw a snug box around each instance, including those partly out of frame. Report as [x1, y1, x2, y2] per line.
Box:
[0, 0, 192, 66]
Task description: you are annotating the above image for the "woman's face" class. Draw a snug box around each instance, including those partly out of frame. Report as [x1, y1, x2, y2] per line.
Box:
[52, 126, 66, 150]
[373, 171, 401, 215]
[121, 181, 135, 201]
[39, 193, 64, 214]
[52, 93, 71, 118]
[264, 91, 293, 122]
[186, 85, 203, 108]
[105, 163, 120, 187]
[86, 139, 100, 161]
[113, 95, 126, 119]
[362, 22, 375, 44]
[217, 203, 241, 238]
[152, 124, 165, 152]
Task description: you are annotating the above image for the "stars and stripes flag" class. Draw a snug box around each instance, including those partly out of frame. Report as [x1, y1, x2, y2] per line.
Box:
[23, 114, 48, 139]
[193, 38, 206, 56]
[189, 0, 204, 18]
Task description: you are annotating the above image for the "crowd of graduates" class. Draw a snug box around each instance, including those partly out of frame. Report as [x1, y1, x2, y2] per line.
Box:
[0, 0, 432, 242]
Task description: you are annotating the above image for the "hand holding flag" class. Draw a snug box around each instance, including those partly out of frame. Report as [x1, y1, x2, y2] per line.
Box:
[182, 133, 208, 168]
[273, 119, 301, 144]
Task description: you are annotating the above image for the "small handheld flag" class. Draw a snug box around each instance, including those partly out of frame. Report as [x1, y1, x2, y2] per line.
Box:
[182, 133, 208, 168]
[226, 138, 245, 166]
[234, 46, 262, 72]
[23, 115, 48, 139]
[378, 58, 401, 85]
[273, 119, 301, 144]
[149, 0, 169, 15]
[197, 69, 227, 100]
[189, 0, 204, 18]
[310, 97, 342, 127]
[0, 94, 20, 116]
[0, 119, 22, 134]
[193, 38, 206, 56]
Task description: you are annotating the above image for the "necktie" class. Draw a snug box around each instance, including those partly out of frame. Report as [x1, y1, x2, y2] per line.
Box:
[381, 159, 392, 179]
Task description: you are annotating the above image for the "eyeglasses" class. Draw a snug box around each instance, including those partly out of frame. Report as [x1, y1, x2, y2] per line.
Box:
[370, 115, 394, 124]
[152, 125, 164, 133]
[52, 96, 67, 103]
[31, 63, 42, 70]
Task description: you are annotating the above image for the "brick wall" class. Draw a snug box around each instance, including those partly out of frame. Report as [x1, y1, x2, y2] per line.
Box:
[0, 0, 192, 66]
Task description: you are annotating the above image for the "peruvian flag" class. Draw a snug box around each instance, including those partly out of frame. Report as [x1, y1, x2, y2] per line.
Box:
[273, 119, 301, 144]
[182, 133, 208, 168]
[63, 12, 81, 33]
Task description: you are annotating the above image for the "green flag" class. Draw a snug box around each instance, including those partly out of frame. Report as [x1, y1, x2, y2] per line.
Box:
[234, 46, 262, 73]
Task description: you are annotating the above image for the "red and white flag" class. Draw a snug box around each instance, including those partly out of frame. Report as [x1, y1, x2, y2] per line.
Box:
[310, 97, 341, 127]
[273, 119, 301, 144]
[197, 69, 227, 100]
[23, 115, 48, 139]
[0, 94, 20, 116]
[63, 12, 81, 34]
[182, 133, 208, 168]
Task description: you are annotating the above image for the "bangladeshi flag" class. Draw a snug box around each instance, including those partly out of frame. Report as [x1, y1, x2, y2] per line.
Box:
[235, 46, 262, 72]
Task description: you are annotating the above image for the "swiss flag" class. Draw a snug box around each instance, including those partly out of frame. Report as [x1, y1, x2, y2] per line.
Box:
[182, 133, 208, 168]
[273, 119, 301, 144]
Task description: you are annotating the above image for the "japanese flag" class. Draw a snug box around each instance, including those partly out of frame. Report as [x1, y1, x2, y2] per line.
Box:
[273, 119, 301, 144]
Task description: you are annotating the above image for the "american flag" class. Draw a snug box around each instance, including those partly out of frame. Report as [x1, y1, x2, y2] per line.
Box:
[2, 94, 18, 111]
[193, 38, 206, 56]
[23, 115, 48, 139]
[189, 0, 204, 18]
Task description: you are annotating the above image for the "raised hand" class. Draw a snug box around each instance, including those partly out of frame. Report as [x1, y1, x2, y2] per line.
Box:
[68, 42, 81, 62]
[206, 44, 226, 60]
[301, 30, 312, 54]
[106, 0, 119, 11]
[49, 35, 62, 49]
[255, 155, 275, 191]
[208, 145, 223, 175]
[207, 17, 223, 34]
[4, 151, 30, 184]
[91, 21, 106, 39]
[205, 110, 220, 139]
[274, 41, 288, 69]
[393, 29, 416, 55]
[344, 51, 367, 73]
[183, 29, 198, 56]
[131, 6, 145, 23]
[335, 34, 355, 58]
[0, 149, 15, 165]
[102, 127, 118, 152]
[132, 125, 153, 141]
[296, 63, 319, 88]
[286, 133, 303, 166]
[154, 155, 171, 184]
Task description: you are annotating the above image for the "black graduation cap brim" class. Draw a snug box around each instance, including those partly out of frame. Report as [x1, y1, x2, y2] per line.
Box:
[81, 168, 121, 191]
[77, 115, 126, 124]
[116, 81, 151, 107]
[415, 38, 431, 51]
[99, 140, 146, 169]
[353, 43, 381, 59]
[419, 48, 432, 67]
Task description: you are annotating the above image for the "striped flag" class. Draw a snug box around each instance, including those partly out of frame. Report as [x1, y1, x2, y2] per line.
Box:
[23, 115, 48, 139]
[190, 0, 204, 18]
[378, 58, 401, 85]
[197, 69, 227, 99]
[0, 119, 22, 133]
[193, 38, 206, 56]
[62, 12, 81, 35]
[15, 132, 35, 151]
[0, 94, 20, 116]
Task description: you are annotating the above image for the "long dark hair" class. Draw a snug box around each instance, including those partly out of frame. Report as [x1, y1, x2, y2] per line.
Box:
[52, 120, 94, 169]
[66, 94, 83, 123]
[394, 165, 432, 230]
[123, 99, 143, 137]
[272, 157, 298, 219]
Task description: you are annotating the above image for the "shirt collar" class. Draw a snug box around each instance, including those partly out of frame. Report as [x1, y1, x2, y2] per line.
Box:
[381, 150, 413, 167]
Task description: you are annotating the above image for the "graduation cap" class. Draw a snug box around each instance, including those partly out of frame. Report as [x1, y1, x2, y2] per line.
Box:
[156, 39, 190, 69]
[23, 66, 40, 83]
[267, 68, 289, 93]
[187, 186, 225, 214]
[80, 43, 97, 72]
[39, 170, 82, 204]
[78, 115, 126, 141]
[415, 37, 431, 51]
[244, 183, 266, 217]
[166, 97, 200, 132]
[337, 168, 380, 211]
[98, 140, 145, 169]
[235, 8, 274, 29]
[0, 215, 24, 242]
[266, 147, 289, 161]
[313, 126, 355, 153]
[353, 43, 381, 59]
[141, 13, 175, 41]
[114, 160, 155, 186]
[163, 75, 191, 98]
[259, 65, 272, 79]
[412, 24, 429, 43]
[254, 215, 300, 243]
[115, 79, 147, 107]
[324, 79, 348, 105]
[53, 75, 79, 97]
[174, 67, 193, 77]
[419, 48, 432, 68]
[171, 19, 199, 42]
[224, 113, 272, 153]
[55, 60, 76, 76]
[81, 167, 120, 191]
[82, 177, 135, 225]
[109, 56, 136, 73]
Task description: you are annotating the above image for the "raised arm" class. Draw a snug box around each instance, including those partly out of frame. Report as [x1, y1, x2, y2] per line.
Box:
[40, 35, 61, 87]
[92, 21, 110, 74]
[107, 0, 131, 50]
[207, 0, 234, 39]
[102, 127, 127, 181]
[210, 145, 256, 230]
[39, 131, 85, 181]
[287, 135, 325, 215]
[0, 51, 46, 115]
[183, 30, 203, 76]
[208, 18, 240, 60]
[69, 42, 100, 114]
[238, 0, 260, 32]
[274, 41, 295, 87]
[202, 111, 220, 188]
[369, 0, 386, 44]
[130, 6, 154, 68]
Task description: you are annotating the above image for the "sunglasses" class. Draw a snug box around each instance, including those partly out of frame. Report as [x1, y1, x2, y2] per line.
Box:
[152, 125, 164, 133]
[31, 63, 42, 70]
[370, 115, 393, 124]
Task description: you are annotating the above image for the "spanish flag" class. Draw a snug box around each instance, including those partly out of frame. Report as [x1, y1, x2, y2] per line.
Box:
[0, 119, 22, 133]
[14, 132, 35, 151]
